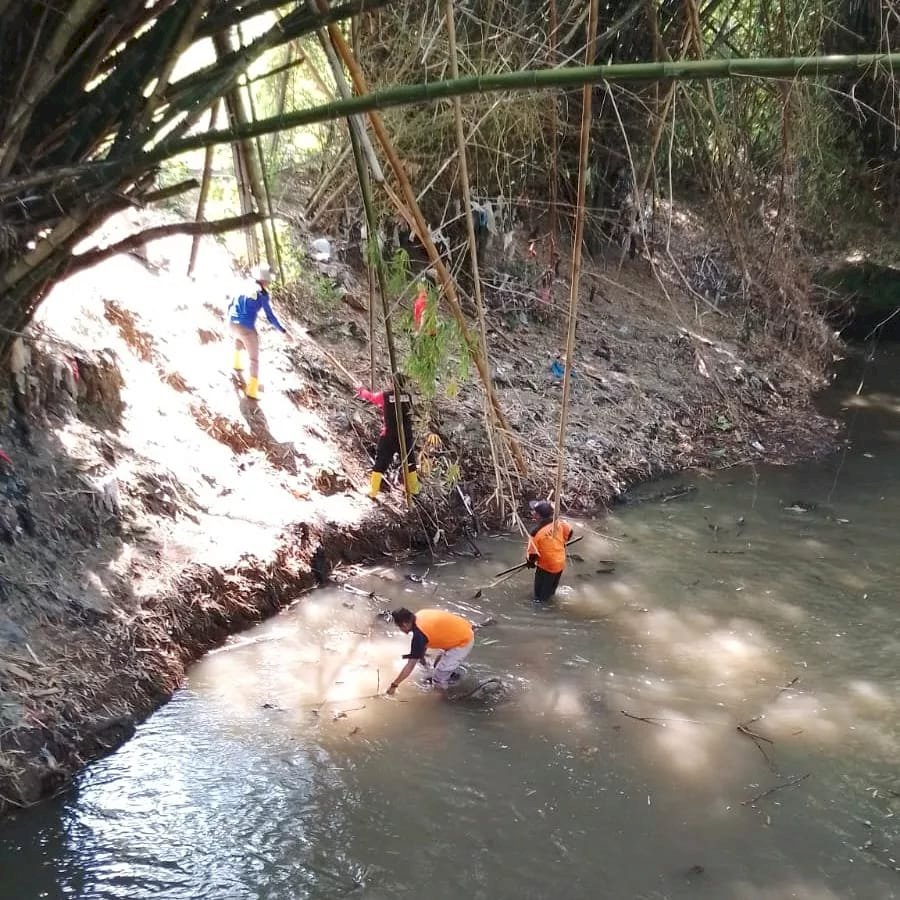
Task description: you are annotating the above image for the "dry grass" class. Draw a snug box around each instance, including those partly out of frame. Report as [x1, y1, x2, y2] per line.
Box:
[103, 301, 156, 363]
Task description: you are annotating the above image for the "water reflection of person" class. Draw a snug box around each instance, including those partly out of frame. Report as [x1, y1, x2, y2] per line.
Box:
[386, 608, 474, 695]
[526, 500, 573, 604]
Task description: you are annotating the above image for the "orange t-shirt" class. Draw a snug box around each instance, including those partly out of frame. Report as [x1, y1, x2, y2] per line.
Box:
[414, 609, 473, 650]
[526, 520, 573, 574]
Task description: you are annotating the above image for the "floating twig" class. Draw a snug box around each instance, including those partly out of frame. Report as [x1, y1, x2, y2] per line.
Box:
[620, 709, 665, 727]
[737, 719, 774, 744]
[742, 773, 810, 806]
[776, 676, 800, 696]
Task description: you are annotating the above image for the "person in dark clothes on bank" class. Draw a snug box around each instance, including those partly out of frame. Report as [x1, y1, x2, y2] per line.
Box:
[356, 373, 420, 499]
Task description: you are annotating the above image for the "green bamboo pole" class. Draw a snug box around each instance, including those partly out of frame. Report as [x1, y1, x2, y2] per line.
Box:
[153, 52, 900, 160]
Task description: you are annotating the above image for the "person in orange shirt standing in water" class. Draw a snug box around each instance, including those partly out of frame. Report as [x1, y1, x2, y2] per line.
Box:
[386, 608, 475, 694]
[526, 499, 573, 604]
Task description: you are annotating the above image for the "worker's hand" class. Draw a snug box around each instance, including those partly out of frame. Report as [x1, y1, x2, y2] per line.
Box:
[386, 682, 398, 696]
[526, 557, 537, 569]
[355, 386, 365, 399]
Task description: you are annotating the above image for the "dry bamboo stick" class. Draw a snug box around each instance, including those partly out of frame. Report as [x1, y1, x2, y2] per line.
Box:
[306, 144, 352, 212]
[308, 172, 354, 227]
[551, 0, 599, 525]
[312, 0, 527, 475]
[0, 0, 103, 177]
[442, 0, 509, 515]
[213, 29, 274, 267]
[307, 0, 384, 184]
[188, 100, 220, 277]
[136, 0, 210, 135]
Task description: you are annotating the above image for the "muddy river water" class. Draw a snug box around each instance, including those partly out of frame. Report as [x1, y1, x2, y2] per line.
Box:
[2, 345, 899, 900]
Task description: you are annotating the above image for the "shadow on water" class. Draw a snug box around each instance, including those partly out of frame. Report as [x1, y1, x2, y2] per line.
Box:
[1, 346, 899, 900]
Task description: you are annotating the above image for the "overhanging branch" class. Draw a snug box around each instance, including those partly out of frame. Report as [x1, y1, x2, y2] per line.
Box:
[67, 212, 263, 274]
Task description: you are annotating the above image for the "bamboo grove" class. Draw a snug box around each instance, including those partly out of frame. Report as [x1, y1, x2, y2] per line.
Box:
[0, 0, 898, 367]
[0, 0, 392, 354]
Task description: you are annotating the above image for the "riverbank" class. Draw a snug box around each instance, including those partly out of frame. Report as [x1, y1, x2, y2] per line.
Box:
[0, 207, 841, 815]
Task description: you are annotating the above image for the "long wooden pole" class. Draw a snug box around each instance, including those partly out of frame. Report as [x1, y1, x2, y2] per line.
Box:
[348, 121, 413, 509]
[213, 29, 274, 268]
[187, 100, 220, 277]
[312, 0, 528, 475]
[552, 0, 599, 526]
[154, 52, 900, 159]
[307, 0, 384, 183]
[442, 0, 510, 512]
[547, 0, 559, 259]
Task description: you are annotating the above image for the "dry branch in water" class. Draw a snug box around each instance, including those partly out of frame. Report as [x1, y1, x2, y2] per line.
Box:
[742, 773, 811, 807]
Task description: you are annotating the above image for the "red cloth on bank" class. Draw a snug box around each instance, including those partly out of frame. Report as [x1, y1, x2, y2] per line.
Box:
[413, 290, 427, 331]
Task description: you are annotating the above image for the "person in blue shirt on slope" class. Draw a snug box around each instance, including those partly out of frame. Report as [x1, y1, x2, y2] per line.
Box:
[227, 264, 288, 399]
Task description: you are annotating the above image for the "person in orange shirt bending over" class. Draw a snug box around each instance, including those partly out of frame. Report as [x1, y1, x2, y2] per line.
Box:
[386, 608, 475, 695]
[526, 499, 573, 604]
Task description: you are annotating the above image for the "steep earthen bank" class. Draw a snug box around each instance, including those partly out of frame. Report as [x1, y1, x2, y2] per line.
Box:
[0, 212, 842, 815]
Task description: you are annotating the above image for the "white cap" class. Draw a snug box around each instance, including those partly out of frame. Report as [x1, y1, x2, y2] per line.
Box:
[251, 263, 273, 283]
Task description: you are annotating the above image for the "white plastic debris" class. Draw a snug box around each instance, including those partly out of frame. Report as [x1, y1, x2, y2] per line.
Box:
[310, 238, 332, 262]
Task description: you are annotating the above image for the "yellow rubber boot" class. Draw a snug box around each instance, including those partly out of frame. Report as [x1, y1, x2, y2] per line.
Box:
[366, 472, 382, 499]
[405, 470, 420, 496]
[245, 376, 260, 400]
[232, 350, 244, 371]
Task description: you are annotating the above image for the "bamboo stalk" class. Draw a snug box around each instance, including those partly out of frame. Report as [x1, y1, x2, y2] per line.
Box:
[268, 43, 296, 162]
[213, 29, 275, 267]
[238, 23, 283, 278]
[547, 0, 559, 259]
[188, 101, 220, 277]
[346, 109, 412, 509]
[551, 0, 599, 525]
[442, 0, 509, 514]
[312, 0, 528, 475]
[136, 0, 210, 135]
[0, 0, 103, 177]
[156, 51, 900, 161]
[367, 258, 376, 388]
[307, 0, 384, 183]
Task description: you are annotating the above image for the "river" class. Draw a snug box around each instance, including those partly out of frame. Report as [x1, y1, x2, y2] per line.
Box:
[1, 345, 898, 900]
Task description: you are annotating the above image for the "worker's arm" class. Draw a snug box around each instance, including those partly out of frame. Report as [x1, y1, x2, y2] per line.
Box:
[356, 388, 384, 407]
[387, 629, 427, 695]
[260, 293, 287, 333]
[525, 534, 539, 567]
[386, 659, 418, 695]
